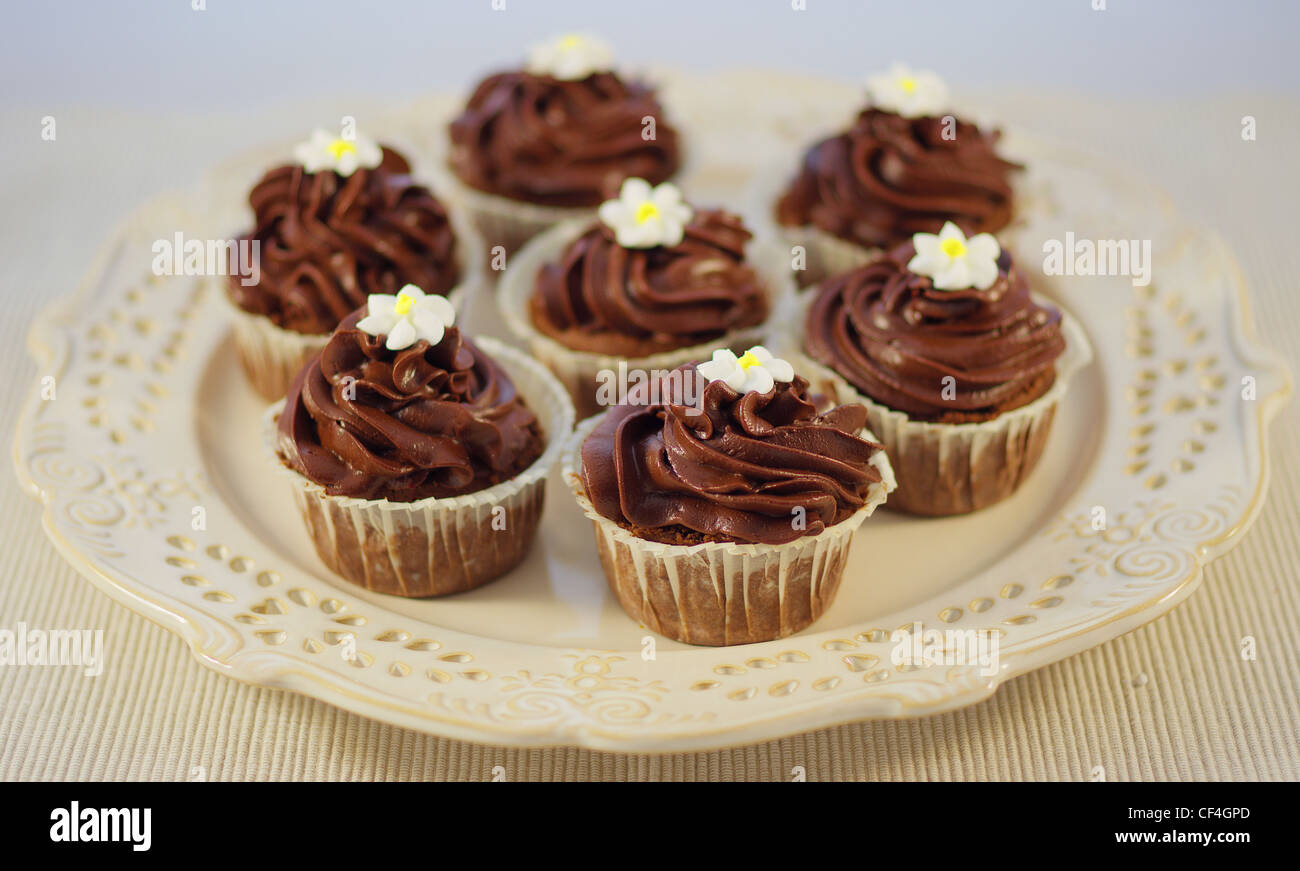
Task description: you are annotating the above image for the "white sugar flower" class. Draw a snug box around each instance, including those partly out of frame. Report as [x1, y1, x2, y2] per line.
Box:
[597, 178, 693, 249]
[907, 222, 1001, 291]
[293, 128, 383, 177]
[866, 63, 948, 118]
[356, 284, 456, 351]
[526, 33, 614, 81]
[697, 346, 795, 396]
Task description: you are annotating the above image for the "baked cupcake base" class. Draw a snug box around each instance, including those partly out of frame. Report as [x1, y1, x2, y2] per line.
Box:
[561, 415, 895, 645]
[775, 292, 1093, 516]
[224, 206, 486, 401]
[498, 219, 795, 418]
[261, 337, 575, 597]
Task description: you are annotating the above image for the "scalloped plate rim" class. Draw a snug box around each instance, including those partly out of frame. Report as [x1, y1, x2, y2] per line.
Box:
[12, 104, 1292, 753]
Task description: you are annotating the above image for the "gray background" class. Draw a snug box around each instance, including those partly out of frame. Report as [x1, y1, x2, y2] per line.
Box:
[3, 0, 1298, 111]
[3, 0, 1296, 298]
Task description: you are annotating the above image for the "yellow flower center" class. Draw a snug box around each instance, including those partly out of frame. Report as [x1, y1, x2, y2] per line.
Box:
[327, 138, 357, 160]
[940, 237, 967, 258]
[900, 76, 917, 94]
[560, 34, 582, 49]
[635, 201, 660, 224]
[737, 350, 762, 371]
[394, 294, 415, 316]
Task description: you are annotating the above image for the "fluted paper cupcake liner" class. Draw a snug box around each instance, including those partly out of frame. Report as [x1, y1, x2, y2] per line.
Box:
[434, 148, 697, 273]
[561, 414, 895, 646]
[222, 296, 324, 401]
[745, 156, 1039, 291]
[498, 218, 797, 419]
[261, 337, 575, 597]
[771, 291, 1093, 516]
[224, 205, 486, 401]
[742, 157, 877, 290]
[778, 224, 878, 290]
[441, 177, 596, 268]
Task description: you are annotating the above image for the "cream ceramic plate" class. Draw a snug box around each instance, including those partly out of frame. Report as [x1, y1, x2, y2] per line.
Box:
[14, 73, 1290, 751]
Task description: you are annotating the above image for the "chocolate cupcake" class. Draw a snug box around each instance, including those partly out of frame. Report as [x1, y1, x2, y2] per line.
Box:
[225, 128, 483, 399]
[786, 223, 1091, 516]
[563, 345, 894, 645]
[499, 178, 791, 417]
[263, 284, 573, 597]
[771, 65, 1021, 286]
[445, 34, 682, 256]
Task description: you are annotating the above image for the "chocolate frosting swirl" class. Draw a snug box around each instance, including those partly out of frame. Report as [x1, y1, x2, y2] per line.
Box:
[776, 108, 1022, 251]
[531, 209, 769, 356]
[804, 242, 1064, 422]
[580, 365, 884, 545]
[278, 312, 544, 501]
[230, 147, 461, 336]
[449, 71, 681, 207]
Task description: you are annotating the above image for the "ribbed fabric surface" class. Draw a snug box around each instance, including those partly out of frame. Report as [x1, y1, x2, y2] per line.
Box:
[1, 95, 1296, 780]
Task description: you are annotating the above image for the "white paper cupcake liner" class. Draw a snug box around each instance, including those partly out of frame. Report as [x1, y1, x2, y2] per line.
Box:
[561, 412, 895, 646]
[745, 153, 1039, 292]
[222, 293, 326, 401]
[771, 290, 1093, 516]
[442, 176, 597, 267]
[742, 157, 877, 290]
[261, 336, 575, 597]
[433, 144, 698, 272]
[223, 204, 486, 401]
[497, 218, 797, 419]
[778, 224, 878, 290]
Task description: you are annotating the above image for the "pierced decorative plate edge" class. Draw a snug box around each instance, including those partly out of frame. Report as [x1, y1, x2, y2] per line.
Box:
[12, 129, 1293, 754]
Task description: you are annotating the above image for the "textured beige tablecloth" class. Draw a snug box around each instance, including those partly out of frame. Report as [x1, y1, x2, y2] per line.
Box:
[1, 94, 1296, 781]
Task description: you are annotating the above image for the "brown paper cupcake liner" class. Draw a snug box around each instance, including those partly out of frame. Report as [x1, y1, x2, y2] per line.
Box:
[560, 414, 895, 646]
[261, 337, 575, 597]
[498, 219, 797, 419]
[772, 291, 1093, 516]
